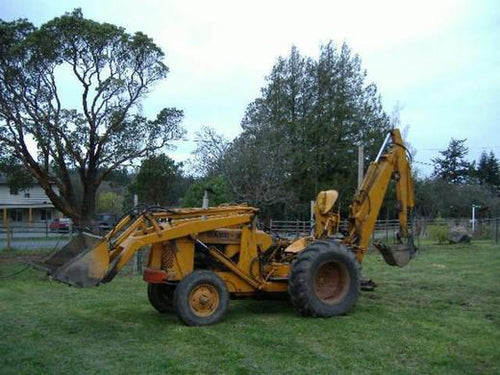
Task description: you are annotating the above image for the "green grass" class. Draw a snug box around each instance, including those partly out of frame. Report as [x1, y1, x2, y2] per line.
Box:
[1, 241, 499, 374]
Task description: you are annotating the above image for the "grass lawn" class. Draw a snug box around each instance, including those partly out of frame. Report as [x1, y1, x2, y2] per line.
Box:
[1, 241, 499, 374]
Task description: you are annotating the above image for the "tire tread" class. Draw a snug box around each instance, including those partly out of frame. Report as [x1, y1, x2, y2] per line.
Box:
[289, 240, 360, 317]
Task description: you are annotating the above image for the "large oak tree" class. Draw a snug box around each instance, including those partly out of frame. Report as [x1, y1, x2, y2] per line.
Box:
[0, 10, 184, 228]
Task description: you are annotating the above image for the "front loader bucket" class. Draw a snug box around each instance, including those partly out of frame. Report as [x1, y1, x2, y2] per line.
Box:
[28, 232, 110, 287]
[374, 237, 417, 267]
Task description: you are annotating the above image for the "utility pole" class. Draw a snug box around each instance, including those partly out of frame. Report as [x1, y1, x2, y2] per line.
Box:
[357, 145, 364, 191]
[202, 187, 215, 209]
[202, 189, 209, 209]
[471, 204, 481, 234]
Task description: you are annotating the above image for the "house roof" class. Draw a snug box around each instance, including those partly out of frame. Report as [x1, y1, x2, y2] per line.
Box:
[0, 203, 55, 209]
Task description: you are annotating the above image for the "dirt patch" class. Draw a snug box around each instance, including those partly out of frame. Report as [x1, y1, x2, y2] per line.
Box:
[431, 263, 446, 268]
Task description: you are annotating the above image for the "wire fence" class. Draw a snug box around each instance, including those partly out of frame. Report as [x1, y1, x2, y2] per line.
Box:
[0, 220, 76, 250]
[0, 220, 74, 235]
[1, 217, 498, 252]
[269, 217, 500, 244]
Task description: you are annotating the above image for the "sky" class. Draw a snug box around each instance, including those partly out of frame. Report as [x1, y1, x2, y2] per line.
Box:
[1, 0, 500, 175]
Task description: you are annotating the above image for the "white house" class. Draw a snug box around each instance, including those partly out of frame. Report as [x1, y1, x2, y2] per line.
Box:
[0, 174, 62, 225]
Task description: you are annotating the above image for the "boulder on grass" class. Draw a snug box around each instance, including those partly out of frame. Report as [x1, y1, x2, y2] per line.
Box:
[448, 226, 471, 244]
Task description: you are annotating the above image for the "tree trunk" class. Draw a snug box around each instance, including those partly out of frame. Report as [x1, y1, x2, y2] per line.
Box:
[80, 201, 97, 232]
[79, 176, 98, 233]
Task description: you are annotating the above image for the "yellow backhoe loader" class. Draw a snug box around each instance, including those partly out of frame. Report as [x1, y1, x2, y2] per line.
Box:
[30, 129, 416, 326]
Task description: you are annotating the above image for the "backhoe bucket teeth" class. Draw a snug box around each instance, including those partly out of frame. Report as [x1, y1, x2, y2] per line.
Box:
[28, 232, 109, 287]
[374, 238, 416, 267]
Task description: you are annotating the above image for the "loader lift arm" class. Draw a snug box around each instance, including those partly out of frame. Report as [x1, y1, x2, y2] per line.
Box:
[344, 129, 416, 266]
[30, 206, 259, 287]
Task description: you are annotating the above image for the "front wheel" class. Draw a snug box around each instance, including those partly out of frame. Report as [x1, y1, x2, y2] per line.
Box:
[174, 270, 229, 326]
[147, 283, 175, 313]
[289, 240, 360, 317]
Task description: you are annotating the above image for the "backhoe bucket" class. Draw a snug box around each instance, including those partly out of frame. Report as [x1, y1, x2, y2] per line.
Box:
[374, 237, 416, 267]
[29, 232, 110, 287]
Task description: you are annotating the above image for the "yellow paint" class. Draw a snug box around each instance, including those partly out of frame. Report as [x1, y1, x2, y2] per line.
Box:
[224, 244, 240, 258]
[42, 129, 414, 300]
[316, 190, 338, 214]
[173, 239, 195, 277]
[255, 230, 273, 252]
[148, 243, 163, 269]
[284, 237, 312, 254]
[343, 129, 415, 262]
[313, 191, 340, 239]
[216, 272, 256, 293]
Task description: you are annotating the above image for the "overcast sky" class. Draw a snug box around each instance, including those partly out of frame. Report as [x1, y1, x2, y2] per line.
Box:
[2, 0, 499, 175]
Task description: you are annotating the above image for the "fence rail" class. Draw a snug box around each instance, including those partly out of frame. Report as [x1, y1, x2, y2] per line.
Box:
[1, 217, 498, 251]
[270, 217, 500, 243]
[0, 220, 76, 237]
[0, 220, 76, 250]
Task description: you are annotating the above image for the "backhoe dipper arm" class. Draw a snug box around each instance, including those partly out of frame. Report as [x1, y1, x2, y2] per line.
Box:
[345, 129, 415, 262]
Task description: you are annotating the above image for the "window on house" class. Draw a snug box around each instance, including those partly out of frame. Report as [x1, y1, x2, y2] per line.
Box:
[24, 191, 30, 198]
[9, 187, 19, 195]
[40, 209, 53, 221]
[9, 209, 23, 222]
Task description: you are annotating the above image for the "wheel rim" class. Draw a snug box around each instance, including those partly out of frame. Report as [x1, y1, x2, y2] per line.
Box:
[189, 283, 220, 317]
[314, 260, 350, 304]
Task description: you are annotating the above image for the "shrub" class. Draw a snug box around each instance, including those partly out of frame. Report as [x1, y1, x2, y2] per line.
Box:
[427, 215, 448, 244]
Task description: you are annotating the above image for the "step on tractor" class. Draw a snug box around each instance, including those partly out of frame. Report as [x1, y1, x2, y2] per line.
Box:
[30, 129, 416, 326]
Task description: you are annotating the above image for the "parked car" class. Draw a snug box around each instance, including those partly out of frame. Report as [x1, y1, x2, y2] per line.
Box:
[96, 213, 118, 234]
[49, 217, 72, 233]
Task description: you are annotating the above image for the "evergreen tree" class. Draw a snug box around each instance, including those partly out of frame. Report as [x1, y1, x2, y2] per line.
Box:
[477, 151, 500, 188]
[229, 42, 391, 217]
[130, 154, 183, 206]
[182, 175, 234, 207]
[431, 138, 474, 183]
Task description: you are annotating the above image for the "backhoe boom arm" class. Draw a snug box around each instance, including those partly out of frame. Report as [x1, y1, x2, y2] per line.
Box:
[345, 129, 415, 263]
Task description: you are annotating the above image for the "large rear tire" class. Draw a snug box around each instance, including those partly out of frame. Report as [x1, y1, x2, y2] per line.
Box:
[147, 283, 175, 313]
[289, 240, 360, 317]
[174, 270, 229, 326]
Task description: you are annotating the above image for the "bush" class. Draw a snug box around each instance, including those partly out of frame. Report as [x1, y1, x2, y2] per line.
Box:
[427, 215, 449, 244]
[427, 224, 448, 244]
